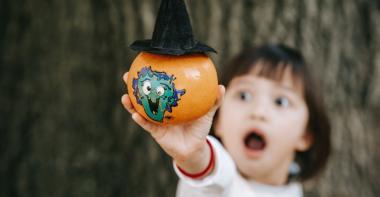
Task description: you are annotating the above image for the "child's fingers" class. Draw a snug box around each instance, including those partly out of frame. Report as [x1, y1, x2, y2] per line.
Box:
[123, 72, 129, 85]
[204, 85, 225, 120]
[123, 71, 159, 135]
[211, 85, 225, 112]
[121, 94, 136, 114]
[131, 112, 158, 134]
[216, 85, 226, 108]
[122, 72, 159, 135]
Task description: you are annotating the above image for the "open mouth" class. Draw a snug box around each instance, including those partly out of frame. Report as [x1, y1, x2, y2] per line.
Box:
[244, 131, 266, 151]
[148, 98, 159, 115]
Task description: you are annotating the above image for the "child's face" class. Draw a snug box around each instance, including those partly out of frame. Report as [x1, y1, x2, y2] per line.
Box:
[215, 65, 312, 185]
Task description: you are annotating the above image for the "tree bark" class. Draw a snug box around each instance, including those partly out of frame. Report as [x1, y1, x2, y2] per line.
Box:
[1, 0, 379, 197]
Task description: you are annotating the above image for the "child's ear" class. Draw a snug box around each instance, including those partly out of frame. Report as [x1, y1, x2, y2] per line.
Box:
[295, 130, 313, 151]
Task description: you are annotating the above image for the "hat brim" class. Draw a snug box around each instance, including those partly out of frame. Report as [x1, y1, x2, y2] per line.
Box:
[130, 40, 217, 56]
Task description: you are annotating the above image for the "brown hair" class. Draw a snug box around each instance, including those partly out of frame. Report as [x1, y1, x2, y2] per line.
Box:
[214, 44, 331, 181]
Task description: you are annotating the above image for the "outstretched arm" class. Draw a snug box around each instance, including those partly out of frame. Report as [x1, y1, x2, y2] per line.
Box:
[121, 72, 225, 176]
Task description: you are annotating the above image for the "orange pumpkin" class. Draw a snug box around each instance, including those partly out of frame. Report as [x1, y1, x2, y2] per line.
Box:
[127, 52, 218, 124]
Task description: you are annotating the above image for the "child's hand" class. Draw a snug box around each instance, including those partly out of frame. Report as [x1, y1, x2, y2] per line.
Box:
[121, 72, 225, 174]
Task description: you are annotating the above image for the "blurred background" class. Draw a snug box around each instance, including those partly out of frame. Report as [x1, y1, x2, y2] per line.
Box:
[1, 0, 379, 196]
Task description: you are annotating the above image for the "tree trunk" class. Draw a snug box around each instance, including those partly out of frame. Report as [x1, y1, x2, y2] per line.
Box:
[1, 0, 379, 197]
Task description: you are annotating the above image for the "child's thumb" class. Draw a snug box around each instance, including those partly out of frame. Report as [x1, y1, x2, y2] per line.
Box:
[206, 85, 225, 118]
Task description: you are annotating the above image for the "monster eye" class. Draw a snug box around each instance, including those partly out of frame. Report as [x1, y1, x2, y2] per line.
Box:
[142, 81, 152, 95]
[156, 86, 165, 96]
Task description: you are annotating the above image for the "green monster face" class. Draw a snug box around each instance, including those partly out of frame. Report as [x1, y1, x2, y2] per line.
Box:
[132, 67, 186, 122]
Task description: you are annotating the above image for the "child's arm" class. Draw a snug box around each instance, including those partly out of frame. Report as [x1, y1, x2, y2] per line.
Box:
[121, 72, 225, 176]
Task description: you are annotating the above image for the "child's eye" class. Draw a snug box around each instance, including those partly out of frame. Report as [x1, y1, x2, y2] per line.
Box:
[275, 97, 289, 107]
[239, 91, 252, 101]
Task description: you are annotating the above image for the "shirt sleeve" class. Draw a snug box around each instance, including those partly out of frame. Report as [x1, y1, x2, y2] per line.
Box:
[173, 136, 237, 197]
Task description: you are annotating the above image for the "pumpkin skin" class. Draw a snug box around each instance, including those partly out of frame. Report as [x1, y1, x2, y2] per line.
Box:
[127, 52, 218, 124]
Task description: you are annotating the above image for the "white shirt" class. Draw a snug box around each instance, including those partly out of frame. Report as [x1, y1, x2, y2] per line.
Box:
[174, 136, 303, 197]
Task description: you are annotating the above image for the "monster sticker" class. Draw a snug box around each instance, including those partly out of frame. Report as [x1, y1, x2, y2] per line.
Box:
[132, 67, 186, 122]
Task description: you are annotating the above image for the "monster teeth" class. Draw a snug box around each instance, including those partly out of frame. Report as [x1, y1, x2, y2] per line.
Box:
[148, 98, 159, 115]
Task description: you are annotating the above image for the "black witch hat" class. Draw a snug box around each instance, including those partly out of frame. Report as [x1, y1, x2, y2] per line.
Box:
[130, 0, 216, 56]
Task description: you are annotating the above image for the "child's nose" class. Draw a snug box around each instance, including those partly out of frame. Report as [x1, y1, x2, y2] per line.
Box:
[249, 99, 268, 121]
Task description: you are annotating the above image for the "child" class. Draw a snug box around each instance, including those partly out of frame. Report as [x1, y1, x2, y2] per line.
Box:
[121, 44, 331, 196]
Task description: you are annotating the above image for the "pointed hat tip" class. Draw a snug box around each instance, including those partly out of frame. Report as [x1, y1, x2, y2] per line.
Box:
[130, 0, 216, 55]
